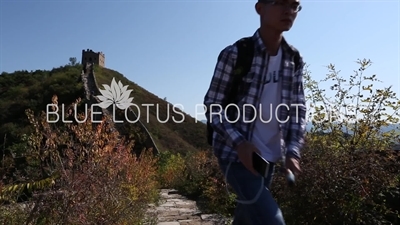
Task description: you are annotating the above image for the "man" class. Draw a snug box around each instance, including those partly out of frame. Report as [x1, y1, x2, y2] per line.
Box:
[203, 0, 306, 224]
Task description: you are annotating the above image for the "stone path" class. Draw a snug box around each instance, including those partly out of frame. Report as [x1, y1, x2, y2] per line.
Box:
[144, 189, 232, 225]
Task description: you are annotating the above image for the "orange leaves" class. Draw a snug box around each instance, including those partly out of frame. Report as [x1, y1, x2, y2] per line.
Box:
[1, 97, 160, 224]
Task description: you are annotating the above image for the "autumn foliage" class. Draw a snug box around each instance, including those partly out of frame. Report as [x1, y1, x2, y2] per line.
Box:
[0, 99, 159, 224]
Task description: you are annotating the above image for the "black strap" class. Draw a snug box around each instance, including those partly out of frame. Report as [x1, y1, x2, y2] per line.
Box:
[223, 37, 254, 108]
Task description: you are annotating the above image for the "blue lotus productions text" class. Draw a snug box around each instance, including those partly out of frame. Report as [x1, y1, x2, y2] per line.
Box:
[46, 103, 190, 124]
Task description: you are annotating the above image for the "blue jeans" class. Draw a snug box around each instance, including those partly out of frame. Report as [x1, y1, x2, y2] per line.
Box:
[218, 159, 286, 225]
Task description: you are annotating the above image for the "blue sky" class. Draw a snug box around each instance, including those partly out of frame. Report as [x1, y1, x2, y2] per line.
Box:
[1, 0, 399, 122]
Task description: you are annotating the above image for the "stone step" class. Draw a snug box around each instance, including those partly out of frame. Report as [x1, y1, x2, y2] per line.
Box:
[144, 189, 232, 225]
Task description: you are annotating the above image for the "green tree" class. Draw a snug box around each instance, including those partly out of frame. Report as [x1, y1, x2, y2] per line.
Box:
[68, 57, 77, 66]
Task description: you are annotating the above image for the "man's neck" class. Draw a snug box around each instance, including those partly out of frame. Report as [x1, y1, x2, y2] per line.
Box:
[258, 27, 283, 56]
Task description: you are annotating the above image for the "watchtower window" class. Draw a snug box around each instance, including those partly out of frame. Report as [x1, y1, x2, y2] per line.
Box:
[89, 57, 92, 61]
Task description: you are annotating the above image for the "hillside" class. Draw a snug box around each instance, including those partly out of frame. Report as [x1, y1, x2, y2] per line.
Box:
[0, 63, 210, 160]
[91, 64, 210, 154]
[0, 65, 85, 154]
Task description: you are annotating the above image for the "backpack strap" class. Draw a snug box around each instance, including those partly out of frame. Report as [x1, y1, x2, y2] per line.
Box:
[206, 37, 254, 146]
[223, 37, 254, 108]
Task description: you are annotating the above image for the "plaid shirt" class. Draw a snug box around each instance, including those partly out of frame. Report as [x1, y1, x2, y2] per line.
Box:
[204, 29, 307, 163]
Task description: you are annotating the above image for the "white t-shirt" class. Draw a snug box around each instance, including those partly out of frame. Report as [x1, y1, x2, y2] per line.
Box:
[251, 47, 282, 163]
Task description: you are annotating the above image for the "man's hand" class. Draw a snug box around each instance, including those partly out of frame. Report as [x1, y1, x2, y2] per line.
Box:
[285, 156, 301, 176]
[235, 141, 260, 176]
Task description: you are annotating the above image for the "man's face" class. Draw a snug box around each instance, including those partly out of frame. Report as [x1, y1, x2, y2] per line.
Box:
[256, 0, 301, 32]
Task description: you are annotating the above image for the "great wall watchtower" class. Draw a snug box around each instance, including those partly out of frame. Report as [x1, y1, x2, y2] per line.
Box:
[81, 49, 105, 67]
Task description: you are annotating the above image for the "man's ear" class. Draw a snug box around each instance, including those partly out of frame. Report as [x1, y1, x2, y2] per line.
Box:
[255, 2, 263, 15]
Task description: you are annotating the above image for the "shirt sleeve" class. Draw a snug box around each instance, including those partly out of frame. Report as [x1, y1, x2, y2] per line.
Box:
[203, 44, 247, 149]
[286, 56, 307, 160]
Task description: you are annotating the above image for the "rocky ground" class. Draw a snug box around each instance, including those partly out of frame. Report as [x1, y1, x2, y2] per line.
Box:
[143, 189, 232, 225]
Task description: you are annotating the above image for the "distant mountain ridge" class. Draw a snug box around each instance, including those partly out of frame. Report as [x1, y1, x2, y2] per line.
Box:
[200, 118, 398, 147]
[200, 119, 398, 133]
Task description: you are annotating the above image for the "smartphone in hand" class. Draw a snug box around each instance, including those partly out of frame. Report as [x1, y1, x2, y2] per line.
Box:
[252, 152, 270, 178]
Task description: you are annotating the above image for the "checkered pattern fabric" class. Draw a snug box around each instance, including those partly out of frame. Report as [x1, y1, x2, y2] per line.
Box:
[203, 29, 307, 162]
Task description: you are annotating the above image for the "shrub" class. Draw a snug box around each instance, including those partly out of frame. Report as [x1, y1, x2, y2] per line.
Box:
[0, 98, 159, 225]
[269, 59, 400, 225]
[156, 150, 186, 188]
[158, 150, 236, 216]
